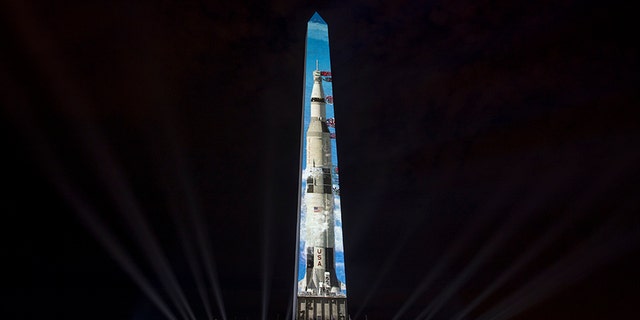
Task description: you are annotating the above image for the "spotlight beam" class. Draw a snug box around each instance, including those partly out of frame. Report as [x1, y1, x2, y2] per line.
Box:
[475, 203, 639, 320]
[173, 208, 215, 320]
[259, 111, 279, 320]
[450, 204, 574, 320]
[60, 184, 182, 320]
[451, 157, 637, 320]
[392, 163, 532, 320]
[185, 181, 228, 320]
[261, 147, 275, 320]
[159, 118, 229, 320]
[418, 164, 585, 320]
[354, 204, 426, 320]
[261, 205, 274, 320]
[3, 98, 179, 320]
[2, 3, 198, 319]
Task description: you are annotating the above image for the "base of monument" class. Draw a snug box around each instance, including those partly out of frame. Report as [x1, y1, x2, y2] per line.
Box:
[296, 296, 348, 320]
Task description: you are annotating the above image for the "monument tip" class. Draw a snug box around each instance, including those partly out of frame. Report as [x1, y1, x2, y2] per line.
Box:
[310, 12, 326, 24]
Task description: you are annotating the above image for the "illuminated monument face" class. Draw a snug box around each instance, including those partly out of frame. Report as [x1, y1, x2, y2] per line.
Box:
[294, 12, 348, 319]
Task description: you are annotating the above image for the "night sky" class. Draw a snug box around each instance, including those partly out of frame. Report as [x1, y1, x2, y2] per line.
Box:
[2, 0, 638, 319]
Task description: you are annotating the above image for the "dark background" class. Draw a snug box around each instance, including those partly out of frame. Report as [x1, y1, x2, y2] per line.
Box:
[2, 0, 638, 319]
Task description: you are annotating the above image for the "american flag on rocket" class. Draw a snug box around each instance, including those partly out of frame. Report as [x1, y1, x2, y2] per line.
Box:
[326, 118, 335, 128]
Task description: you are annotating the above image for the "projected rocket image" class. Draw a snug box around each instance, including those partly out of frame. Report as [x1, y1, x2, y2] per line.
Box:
[296, 14, 348, 318]
[299, 66, 342, 295]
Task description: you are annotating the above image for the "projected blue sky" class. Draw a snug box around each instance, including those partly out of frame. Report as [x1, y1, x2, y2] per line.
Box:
[297, 12, 347, 294]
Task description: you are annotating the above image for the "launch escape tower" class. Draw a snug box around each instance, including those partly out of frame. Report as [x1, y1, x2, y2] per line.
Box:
[294, 13, 348, 320]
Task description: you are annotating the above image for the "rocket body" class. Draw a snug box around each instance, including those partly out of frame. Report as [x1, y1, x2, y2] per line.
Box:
[300, 70, 341, 295]
[294, 12, 348, 320]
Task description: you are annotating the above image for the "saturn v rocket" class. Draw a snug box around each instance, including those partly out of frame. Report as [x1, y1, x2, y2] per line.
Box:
[299, 67, 341, 295]
[295, 12, 347, 319]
